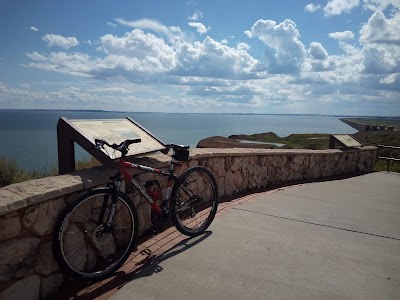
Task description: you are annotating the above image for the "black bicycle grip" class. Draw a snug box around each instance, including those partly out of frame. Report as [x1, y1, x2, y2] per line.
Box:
[125, 139, 142, 146]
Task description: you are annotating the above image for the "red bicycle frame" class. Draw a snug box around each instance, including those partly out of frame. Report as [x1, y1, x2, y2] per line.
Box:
[118, 159, 178, 215]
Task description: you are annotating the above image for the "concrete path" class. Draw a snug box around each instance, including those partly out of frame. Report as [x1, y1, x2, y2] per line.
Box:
[107, 172, 400, 300]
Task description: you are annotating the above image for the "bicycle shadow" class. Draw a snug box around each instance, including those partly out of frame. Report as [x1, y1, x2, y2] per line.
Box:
[124, 230, 212, 281]
[53, 231, 212, 299]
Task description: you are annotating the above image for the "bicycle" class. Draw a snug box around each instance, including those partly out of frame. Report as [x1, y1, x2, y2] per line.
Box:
[53, 138, 219, 281]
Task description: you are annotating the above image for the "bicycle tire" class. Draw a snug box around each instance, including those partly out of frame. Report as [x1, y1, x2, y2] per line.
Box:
[171, 166, 219, 236]
[53, 187, 138, 281]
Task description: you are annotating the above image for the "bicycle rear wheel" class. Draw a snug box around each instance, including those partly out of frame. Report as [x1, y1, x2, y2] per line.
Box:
[53, 187, 138, 281]
[172, 166, 219, 236]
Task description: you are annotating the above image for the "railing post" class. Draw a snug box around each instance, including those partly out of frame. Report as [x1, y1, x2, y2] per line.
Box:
[57, 118, 76, 174]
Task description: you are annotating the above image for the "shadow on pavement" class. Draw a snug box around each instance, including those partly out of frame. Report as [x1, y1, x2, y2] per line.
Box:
[50, 231, 212, 300]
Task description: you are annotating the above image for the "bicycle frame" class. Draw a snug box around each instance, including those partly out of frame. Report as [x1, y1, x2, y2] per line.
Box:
[117, 159, 179, 216]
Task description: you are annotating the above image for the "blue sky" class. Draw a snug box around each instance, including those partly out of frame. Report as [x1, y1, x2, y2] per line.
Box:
[0, 0, 399, 115]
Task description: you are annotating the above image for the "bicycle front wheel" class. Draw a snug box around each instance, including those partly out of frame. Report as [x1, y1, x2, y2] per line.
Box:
[172, 166, 219, 236]
[53, 187, 138, 281]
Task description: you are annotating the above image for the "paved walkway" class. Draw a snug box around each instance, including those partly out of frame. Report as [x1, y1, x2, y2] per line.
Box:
[54, 172, 400, 300]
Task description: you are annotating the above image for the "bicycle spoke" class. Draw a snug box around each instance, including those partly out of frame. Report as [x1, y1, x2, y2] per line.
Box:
[55, 189, 137, 280]
[172, 167, 218, 236]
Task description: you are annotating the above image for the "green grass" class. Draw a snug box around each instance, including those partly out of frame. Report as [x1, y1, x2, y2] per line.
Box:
[229, 132, 330, 150]
[231, 131, 400, 150]
[374, 159, 400, 172]
[0, 157, 53, 187]
[75, 156, 101, 170]
[352, 131, 400, 147]
[0, 156, 101, 188]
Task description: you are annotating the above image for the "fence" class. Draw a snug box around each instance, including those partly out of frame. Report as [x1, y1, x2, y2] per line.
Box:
[377, 145, 400, 172]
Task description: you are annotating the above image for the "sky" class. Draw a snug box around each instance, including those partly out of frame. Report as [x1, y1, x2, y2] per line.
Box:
[0, 0, 399, 116]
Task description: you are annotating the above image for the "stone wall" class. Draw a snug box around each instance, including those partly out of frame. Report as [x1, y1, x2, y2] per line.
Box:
[0, 147, 377, 299]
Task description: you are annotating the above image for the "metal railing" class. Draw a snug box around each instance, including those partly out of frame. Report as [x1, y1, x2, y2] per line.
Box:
[377, 145, 400, 172]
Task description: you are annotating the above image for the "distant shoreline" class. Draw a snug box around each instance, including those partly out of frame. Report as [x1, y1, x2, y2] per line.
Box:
[0, 109, 398, 118]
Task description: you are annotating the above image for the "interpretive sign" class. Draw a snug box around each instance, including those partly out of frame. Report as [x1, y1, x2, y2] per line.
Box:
[329, 134, 362, 149]
[71, 119, 165, 157]
[57, 117, 166, 174]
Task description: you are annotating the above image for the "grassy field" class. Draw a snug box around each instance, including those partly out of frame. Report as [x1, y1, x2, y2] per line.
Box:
[230, 132, 331, 150]
[231, 131, 400, 149]
[0, 156, 100, 188]
[352, 131, 400, 147]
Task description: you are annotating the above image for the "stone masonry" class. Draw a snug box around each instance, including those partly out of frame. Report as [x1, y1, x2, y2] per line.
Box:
[0, 147, 377, 299]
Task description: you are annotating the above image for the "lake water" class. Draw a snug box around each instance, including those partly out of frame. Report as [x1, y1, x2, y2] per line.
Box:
[0, 110, 357, 171]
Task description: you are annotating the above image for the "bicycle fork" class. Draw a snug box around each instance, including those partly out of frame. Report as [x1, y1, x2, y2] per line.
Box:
[95, 177, 122, 235]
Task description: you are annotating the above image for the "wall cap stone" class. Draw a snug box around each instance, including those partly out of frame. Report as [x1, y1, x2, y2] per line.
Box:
[190, 146, 376, 158]
[0, 147, 376, 216]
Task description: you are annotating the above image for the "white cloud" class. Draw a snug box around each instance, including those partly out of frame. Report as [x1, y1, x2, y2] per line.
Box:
[245, 19, 306, 74]
[362, 45, 400, 74]
[27, 28, 263, 83]
[188, 22, 210, 34]
[305, 4, 321, 13]
[88, 87, 131, 93]
[22, 18, 400, 114]
[115, 18, 180, 40]
[0, 82, 142, 110]
[363, 0, 400, 11]
[172, 36, 263, 79]
[329, 31, 355, 40]
[236, 43, 250, 51]
[359, 11, 400, 75]
[359, 11, 400, 45]
[324, 0, 360, 16]
[30, 26, 39, 32]
[26, 51, 46, 61]
[188, 10, 203, 21]
[107, 22, 117, 28]
[25, 52, 94, 77]
[99, 29, 177, 74]
[308, 42, 328, 60]
[42, 34, 79, 49]
[379, 73, 400, 85]
[221, 39, 228, 44]
[304, 42, 336, 72]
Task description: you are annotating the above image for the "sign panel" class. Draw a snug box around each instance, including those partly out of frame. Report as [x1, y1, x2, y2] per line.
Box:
[330, 134, 362, 148]
[70, 119, 165, 158]
[57, 117, 166, 174]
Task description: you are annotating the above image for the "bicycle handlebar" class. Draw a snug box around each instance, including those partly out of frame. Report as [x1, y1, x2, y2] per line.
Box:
[95, 138, 141, 157]
[95, 139, 190, 158]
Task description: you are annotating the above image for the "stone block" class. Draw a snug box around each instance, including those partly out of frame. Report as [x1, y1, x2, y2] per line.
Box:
[0, 237, 39, 281]
[40, 274, 64, 299]
[293, 155, 305, 165]
[0, 275, 40, 300]
[0, 214, 21, 241]
[218, 177, 225, 198]
[35, 241, 59, 276]
[210, 158, 225, 176]
[189, 160, 198, 168]
[0, 189, 28, 217]
[224, 170, 235, 196]
[230, 157, 241, 172]
[23, 198, 65, 236]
